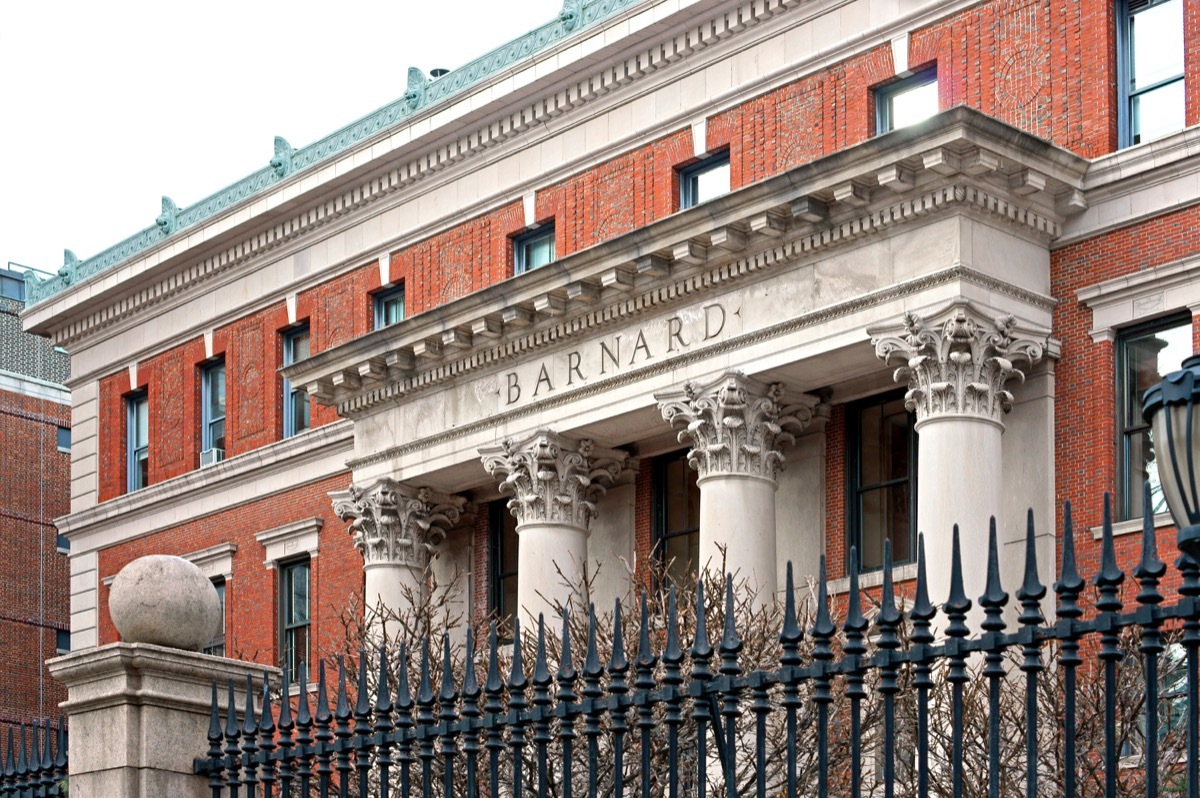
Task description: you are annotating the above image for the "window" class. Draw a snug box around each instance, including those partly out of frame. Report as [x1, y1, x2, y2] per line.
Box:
[653, 450, 701, 585]
[514, 226, 555, 275]
[55, 426, 70, 453]
[1117, 314, 1193, 520]
[127, 391, 149, 492]
[374, 285, 406, 329]
[875, 68, 939, 134]
[489, 500, 518, 629]
[55, 630, 70, 655]
[283, 326, 311, 439]
[281, 559, 310, 682]
[56, 533, 69, 554]
[1119, 0, 1185, 147]
[204, 579, 227, 657]
[0, 270, 25, 302]
[679, 152, 731, 209]
[201, 360, 226, 454]
[848, 393, 918, 572]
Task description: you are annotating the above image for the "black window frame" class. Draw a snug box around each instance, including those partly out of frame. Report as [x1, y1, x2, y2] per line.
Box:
[679, 151, 731, 210]
[846, 391, 919, 572]
[280, 558, 310, 683]
[374, 285, 406, 330]
[204, 578, 227, 657]
[488, 500, 519, 634]
[282, 325, 311, 439]
[201, 358, 226, 454]
[875, 67, 938, 135]
[513, 225, 555, 275]
[1116, 312, 1193, 520]
[127, 390, 149, 493]
[652, 449, 701, 581]
[1117, 0, 1186, 148]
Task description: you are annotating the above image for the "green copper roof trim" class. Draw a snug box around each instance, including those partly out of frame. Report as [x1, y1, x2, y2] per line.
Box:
[26, 0, 638, 306]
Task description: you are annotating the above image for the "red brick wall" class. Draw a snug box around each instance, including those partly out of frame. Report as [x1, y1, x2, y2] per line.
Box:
[1052, 205, 1200, 604]
[825, 405, 848, 579]
[95, 474, 356, 667]
[0, 389, 70, 734]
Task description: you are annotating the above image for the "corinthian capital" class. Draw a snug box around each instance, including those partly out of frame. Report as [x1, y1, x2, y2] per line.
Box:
[871, 303, 1046, 425]
[479, 431, 630, 530]
[655, 370, 821, 481]
[332, 479, 467, 568]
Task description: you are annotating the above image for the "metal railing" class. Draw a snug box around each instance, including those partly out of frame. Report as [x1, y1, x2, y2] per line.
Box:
[196, 494, 1200, 798]
[0, 720, 68, 797]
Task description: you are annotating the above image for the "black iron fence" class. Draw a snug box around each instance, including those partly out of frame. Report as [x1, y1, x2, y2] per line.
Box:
[196, 495, 1200, 798]
[0, 720, 68, 797]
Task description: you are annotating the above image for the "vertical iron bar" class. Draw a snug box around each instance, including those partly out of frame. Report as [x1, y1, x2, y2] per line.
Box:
[634, 594, 659, 798]
[843, 549, 867, 798]
[295, 662, 315, 798]
[1055, 503, 1084, 798]
[509, 619, 529, 798]
[397, 644, 416, 798]
[810, 557, 836, 798]
[661, 587, 684, 798]
[533, 617, 553, 798]
[910, 536, 936, 798]
[1178, 538, 1200, 798]
[277, 667, 295, 798]
[1095, 495, 1126, 798]
[779, 563, 803, 798]
[582, 605, 604, 798]
[1136, 483, 1167, 798]
[875, 542, 903, 798]
[417, 641, 437, 798]
[354, 651, 375, 798]
[944, 527, 973, 798]
[334, 657, 353, 798]
[226, 679, 244, 798]
[439, 635, 460, 798]
[979, 520, 1009, 798]
[243, 675, 260, 798]
[691, 583, 714, 798]
[483, 625, 504, 798]
[1016, 510, 1047, 798]
[260, 675, 279, 798]
[609, 601, 630, 798]
[717, 577, 742, 798]
[374, 647, 397, 798]
[208, 683, 228, 798]
[461, 632, 481, 798]
[314, 660, 335, 798]
[556, 613, 579, 798]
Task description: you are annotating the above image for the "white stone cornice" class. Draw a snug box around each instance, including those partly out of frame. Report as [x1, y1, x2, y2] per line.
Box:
[0, 369, 69, 404]
[655, 370, 822, 482]
[1077, 255, 1200, 341]
[870, 300, 1047, 427]
[479, 431, 629, 530]
[256, 517, 323, 568]
[331, 479, 467, 569]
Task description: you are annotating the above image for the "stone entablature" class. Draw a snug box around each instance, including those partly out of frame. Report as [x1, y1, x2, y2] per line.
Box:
[332, 479, 467, 568]
[656, 371, 822, 482]
[479, 431, 629, 530]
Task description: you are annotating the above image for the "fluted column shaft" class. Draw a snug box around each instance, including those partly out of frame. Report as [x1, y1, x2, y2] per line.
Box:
[480, 431, 628, 625]
[873, 303, 1044, 604]
[657, 371, 820, 600]
[332, 479, 466, 634]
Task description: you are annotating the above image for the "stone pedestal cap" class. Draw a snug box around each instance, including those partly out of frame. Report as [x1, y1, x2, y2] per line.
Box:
[109, 555, 221, 651]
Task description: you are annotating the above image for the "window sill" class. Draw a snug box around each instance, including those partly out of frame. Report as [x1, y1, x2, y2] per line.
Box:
[828, 563, 918, 596]
[1091, 512, 1173, 540]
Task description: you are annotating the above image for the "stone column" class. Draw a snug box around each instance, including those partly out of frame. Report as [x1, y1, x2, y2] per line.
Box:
[656, 371, 821, 599]
[332, 479, 467, 629]
[872, 303, 1044, 606]
[480, 431, 629, 625]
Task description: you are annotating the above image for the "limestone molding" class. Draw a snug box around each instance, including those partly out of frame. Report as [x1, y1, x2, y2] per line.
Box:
[871, 302, 1045, 426]
[332, 479, 467, 569]
[479, 431, 630, 530]
[656, 370, 820, 482]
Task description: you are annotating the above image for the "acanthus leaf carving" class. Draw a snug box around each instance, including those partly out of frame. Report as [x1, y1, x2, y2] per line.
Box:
[655, 370, 822, 481]
[479, 431, 629, 530]
[332, 478, 467, 569]
[871, 303, 1046, 425]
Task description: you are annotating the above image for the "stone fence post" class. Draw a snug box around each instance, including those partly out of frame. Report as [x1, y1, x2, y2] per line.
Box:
[47, 554, 280, 798]
[48, 644, 276, 798]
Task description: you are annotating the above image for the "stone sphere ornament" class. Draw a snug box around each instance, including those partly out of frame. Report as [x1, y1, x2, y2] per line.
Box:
[108, 555, 221, 651]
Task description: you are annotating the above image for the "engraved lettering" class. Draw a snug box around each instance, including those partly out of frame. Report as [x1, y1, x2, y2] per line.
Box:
[629, 330, 652, 365]
[667, 316, 687, 352]
[567, 351, 586, 385]
[534, 363, 555, 396]
[704, 303, 726, 340]
[600, 336, 621, 375]
[506, 372, 521, 405]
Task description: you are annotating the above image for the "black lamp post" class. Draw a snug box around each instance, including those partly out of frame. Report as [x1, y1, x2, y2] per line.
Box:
[1144, 354, 1200, 560]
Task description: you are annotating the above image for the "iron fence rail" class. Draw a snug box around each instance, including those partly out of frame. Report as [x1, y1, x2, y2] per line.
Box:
[0, 720, 68, 797]
[197, 494, 1200, 798]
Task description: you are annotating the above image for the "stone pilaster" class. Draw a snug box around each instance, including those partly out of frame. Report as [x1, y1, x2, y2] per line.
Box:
[871, 302, 1046, 609]
[656, 370, 822, 598]
[479, 431, 629, 623]
[332, 479, 467, 624]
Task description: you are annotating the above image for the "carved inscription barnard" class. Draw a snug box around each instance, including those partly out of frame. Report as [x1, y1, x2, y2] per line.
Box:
[503, 302, 730, 406]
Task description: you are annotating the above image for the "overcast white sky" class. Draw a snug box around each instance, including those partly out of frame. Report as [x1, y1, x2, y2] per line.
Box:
[0, 0, 561, 276]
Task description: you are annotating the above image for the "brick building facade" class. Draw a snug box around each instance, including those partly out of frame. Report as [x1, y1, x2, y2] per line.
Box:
[20, 0, 1200, 672]
[1, 268, 70, 734]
